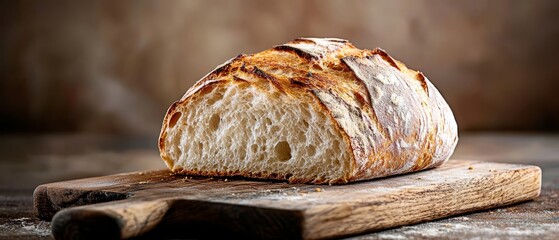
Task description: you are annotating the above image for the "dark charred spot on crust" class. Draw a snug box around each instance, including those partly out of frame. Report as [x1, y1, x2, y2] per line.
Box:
[252, 66, 274, 81]
[211, 64, 231, 76]
[233, 75, 249, 83]
[273, 45, 317, 61]
[229, 65, 240, 73]
[371, 48, 401, 71]
[205, 63, 231, 80]
[306, 71, 313, 77]
[203, 72, 225, 83]
[234, 54, 246, 60]
[290, 78, 308, 87]
[244, 66, 284, 93]
[201, 54, 246, 82]
[228, 54, 246, 68]
[290, 38, 316, 44]
[415, 72, 429, 94]
[326, 38, 349, 43]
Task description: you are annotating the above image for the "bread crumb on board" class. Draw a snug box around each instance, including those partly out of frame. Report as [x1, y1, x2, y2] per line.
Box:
[468, 166, 474, 170]
[315, 188, 323, 192]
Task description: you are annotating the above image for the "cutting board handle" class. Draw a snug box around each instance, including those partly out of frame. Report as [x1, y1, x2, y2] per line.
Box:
[51, 196, 306, 239]
[52, 198, 171, 239]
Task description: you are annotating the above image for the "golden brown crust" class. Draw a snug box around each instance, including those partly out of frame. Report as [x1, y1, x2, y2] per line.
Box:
[159, 37, 458, 184]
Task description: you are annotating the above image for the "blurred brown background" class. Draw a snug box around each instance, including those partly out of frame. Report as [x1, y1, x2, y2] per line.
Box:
[1, 0, 558, 136]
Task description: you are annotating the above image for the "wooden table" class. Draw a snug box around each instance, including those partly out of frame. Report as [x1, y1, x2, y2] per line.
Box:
[0, 133, 558, 239]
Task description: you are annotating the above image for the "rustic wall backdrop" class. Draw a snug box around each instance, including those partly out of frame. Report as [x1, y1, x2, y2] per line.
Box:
[1, 0, 558, 135]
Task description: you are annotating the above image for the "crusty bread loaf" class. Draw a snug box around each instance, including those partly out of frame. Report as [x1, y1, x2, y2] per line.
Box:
[159, 38, 458, 184]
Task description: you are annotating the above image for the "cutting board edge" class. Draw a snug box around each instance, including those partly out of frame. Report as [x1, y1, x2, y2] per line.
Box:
[33, 160, 542, 220]
[300, 164, 542, 239]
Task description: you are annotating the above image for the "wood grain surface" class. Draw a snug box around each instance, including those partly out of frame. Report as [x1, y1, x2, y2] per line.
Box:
[33, 160, 541, 240]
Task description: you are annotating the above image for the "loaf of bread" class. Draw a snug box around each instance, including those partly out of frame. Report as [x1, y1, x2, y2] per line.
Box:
[159, 38, 458, 184]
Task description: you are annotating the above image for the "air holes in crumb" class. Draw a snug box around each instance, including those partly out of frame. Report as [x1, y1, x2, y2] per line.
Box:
[239, 147, 247, 160]
[335, 159, 341, 167]
[207, 92, 224, 105]
[264, 117, 272, 126]
[275, 141, 292, 161]
[297, 131, 306, 142]
[308, 145, 316, 156]
[333, 140, 340, 147]
[169, 112, 182, 128]
[209, 113, 220, 131]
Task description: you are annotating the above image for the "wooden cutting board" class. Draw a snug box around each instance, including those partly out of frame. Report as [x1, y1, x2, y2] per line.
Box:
[34, 160, 541, 240]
